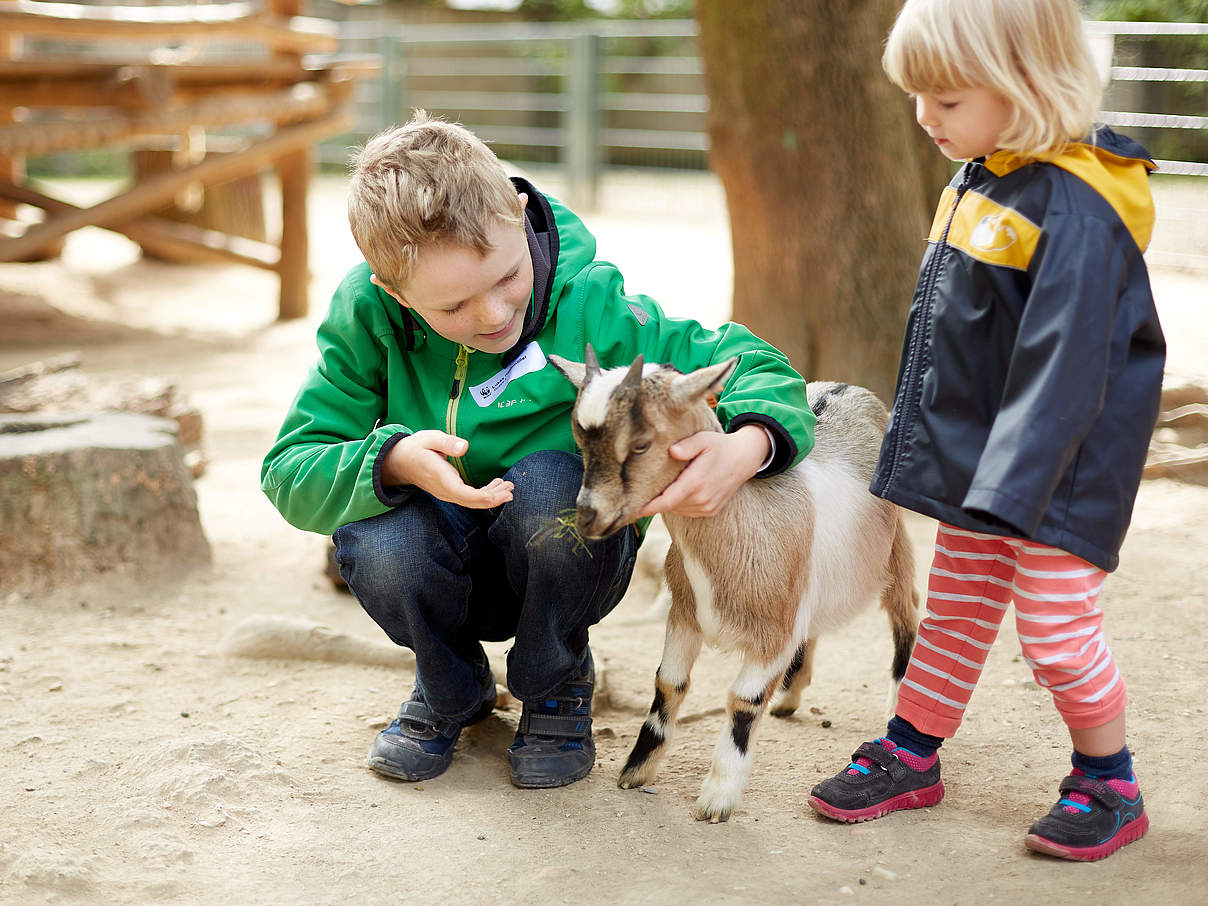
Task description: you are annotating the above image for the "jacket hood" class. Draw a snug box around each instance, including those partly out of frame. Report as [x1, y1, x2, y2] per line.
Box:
[504, 177, 598, 366]
[984, 126, 1157, 252]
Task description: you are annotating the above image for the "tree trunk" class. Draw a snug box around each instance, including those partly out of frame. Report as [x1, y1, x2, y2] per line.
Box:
[696, 0, 952, 401]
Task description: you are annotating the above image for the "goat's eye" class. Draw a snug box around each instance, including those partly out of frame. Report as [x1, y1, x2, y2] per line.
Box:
[631, 442, 650, 455]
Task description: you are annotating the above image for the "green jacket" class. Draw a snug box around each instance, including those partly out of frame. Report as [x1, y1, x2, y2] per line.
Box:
[261, 179, 815, 536]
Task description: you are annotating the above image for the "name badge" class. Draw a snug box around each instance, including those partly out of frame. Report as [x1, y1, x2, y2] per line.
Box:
[469, 341, 546, 407]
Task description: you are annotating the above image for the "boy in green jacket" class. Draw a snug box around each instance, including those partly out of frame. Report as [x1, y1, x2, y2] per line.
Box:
[261, 110, 815, 789]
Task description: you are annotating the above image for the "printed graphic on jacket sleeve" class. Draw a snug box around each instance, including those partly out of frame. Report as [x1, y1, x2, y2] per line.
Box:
[930, 189, 1041, 271]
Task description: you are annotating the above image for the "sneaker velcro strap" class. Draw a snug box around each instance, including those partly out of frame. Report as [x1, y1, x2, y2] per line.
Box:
[1059, 775, 1122, 810]
[517, 710, 592, 739]
[852, 741, 910, 782]
[398, 700, 458, 737]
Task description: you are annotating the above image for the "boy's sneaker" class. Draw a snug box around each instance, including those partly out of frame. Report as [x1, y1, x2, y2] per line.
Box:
[507, 648, 595, 789]
[1025, 770, 1148, 861]
[366, 666, 497, 782]
[808, 738, 945, 823]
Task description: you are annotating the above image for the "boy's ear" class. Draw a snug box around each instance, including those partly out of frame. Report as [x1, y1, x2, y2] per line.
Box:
[370, 273, 410, 309]
[518, 192, 529, 212]
[547, 354, 587, 390]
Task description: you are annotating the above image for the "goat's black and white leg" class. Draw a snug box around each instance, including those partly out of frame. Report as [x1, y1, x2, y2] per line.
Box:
[769, 636, 818, 718]
[618, 618, 702, 790]
[691, 658, 784, 823]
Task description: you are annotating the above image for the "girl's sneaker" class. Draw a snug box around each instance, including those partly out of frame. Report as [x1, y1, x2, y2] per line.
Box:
[808, 738, 944, 823]
[1025, 770, 1148, 861]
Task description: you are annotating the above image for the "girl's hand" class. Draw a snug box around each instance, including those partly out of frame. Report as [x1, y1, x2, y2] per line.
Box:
[637, 424, 770, 519]
[383, 430, 514, 509]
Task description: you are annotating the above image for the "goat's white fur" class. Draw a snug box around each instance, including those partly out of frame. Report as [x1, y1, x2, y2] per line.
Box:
[549, 348, 919, 823]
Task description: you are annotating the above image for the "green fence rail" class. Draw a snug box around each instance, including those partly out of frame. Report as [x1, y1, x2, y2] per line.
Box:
[325, 17, 1207, 206]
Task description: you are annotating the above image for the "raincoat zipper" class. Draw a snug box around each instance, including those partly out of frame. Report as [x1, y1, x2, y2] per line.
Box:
[446, 345, 471, 480]
[885, 165, 976, 488]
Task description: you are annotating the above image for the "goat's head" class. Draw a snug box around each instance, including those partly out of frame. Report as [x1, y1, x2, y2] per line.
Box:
[549, 345, 737, 539]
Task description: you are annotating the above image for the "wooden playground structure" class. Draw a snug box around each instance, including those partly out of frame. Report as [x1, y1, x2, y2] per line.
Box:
[0, 0, 375, 319]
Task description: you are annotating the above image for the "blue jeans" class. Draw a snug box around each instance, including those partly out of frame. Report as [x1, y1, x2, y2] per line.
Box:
[333, 450, 638, 722]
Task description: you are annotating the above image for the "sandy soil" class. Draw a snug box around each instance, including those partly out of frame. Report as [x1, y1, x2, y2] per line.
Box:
[1, 171, 1206, 905]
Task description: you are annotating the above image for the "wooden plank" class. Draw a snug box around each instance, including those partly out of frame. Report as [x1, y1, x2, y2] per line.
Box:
[0, 56, 379, 83]
[0, 2, 339, 55]
[0, 109, 352, 264]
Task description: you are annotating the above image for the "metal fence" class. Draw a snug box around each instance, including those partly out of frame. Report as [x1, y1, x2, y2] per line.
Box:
[325, 17, 1208, 207]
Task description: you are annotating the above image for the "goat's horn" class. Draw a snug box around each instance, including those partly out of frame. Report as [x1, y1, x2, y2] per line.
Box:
[584, 344, 601, 378]
[621, 354, 645, 391]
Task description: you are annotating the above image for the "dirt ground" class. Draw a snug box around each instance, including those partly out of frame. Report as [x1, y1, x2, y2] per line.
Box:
[1, 170, 1206, 905]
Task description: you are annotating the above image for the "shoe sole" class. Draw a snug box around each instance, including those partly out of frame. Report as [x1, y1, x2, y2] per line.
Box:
[366, 752, 452, 783]
[508, 761, 593, 789]
[807, 780, 945, 823]
[1024, 812, 1149, 861]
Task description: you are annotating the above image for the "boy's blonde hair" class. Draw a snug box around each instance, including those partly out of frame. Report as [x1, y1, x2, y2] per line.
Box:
[883, 0, 1101, 157]
[347, 110, 524, 292]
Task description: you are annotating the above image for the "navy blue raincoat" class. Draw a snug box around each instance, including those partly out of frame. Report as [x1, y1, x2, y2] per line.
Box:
[871, 127, 1166, 572]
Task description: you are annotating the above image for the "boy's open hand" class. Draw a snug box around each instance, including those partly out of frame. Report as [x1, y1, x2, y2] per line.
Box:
[637, 424, 770, 520]
[383, 430, 514, 509]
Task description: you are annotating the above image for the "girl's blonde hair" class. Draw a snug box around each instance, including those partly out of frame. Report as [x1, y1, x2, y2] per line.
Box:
[347, 110, 524, 292]
[883, 0, 1101, 157]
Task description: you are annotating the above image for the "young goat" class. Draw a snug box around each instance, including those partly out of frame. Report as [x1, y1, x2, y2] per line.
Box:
[549, 348, 919, 823]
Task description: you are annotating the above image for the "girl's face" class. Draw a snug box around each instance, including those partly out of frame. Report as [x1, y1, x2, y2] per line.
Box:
[915, 87, 1014, 161]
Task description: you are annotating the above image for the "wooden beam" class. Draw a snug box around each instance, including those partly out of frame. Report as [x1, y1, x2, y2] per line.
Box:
[0, 179, 279, 270]
[0, 109, 352, 264]
[275, 148, 310, 318]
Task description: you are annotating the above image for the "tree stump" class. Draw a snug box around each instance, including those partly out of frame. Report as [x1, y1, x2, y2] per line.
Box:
[0, 412, 211, 595]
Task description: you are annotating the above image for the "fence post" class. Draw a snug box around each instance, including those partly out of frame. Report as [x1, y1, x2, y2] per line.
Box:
[377, 35, 406, 130]
[566, 28, 600, 210]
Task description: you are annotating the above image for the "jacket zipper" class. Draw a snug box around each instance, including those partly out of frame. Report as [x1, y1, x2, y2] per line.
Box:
[885, 165, 976, 487]
[446, 345, 471, 481]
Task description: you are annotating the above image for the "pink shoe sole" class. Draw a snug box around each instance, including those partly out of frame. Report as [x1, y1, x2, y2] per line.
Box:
[1025, 812, 1149, 861]
[808, 780, 945, 823]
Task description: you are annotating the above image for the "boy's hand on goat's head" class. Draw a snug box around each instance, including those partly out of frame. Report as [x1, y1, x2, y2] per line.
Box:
[383, 430, 514, 509]
[637, 424, 770, 519]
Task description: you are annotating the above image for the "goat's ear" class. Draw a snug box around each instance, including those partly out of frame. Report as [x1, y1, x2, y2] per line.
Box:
[548, 354, 587, 390]
[669, 358, 738, 408]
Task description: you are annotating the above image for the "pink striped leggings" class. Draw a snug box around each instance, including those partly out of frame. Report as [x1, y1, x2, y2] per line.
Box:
[896, 523, 1127, 739]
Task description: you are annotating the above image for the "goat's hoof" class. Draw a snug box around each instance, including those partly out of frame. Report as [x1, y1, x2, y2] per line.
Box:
[617, 766, 653, 790]
[769, 704, 797, 718]
[691, 800, 733, 823]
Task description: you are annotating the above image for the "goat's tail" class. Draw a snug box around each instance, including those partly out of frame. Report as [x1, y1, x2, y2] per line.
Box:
[882, 512, 920, 683]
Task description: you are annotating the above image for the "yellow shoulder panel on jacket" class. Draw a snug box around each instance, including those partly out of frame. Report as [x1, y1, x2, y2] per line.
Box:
[938, 190, 1042, 271]
[1049, 145, 1157, 253]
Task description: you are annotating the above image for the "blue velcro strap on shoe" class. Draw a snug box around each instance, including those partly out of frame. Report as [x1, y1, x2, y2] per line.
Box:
[852, 741, 909, 782]
[517, 710, 591, 739]
[1059, 775, 1121, 810]
[1058, 798, 1093, 813]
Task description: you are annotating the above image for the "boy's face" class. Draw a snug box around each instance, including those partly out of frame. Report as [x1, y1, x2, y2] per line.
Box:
[374, 195, 534, 355]
[915, 87, 1013, 161]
